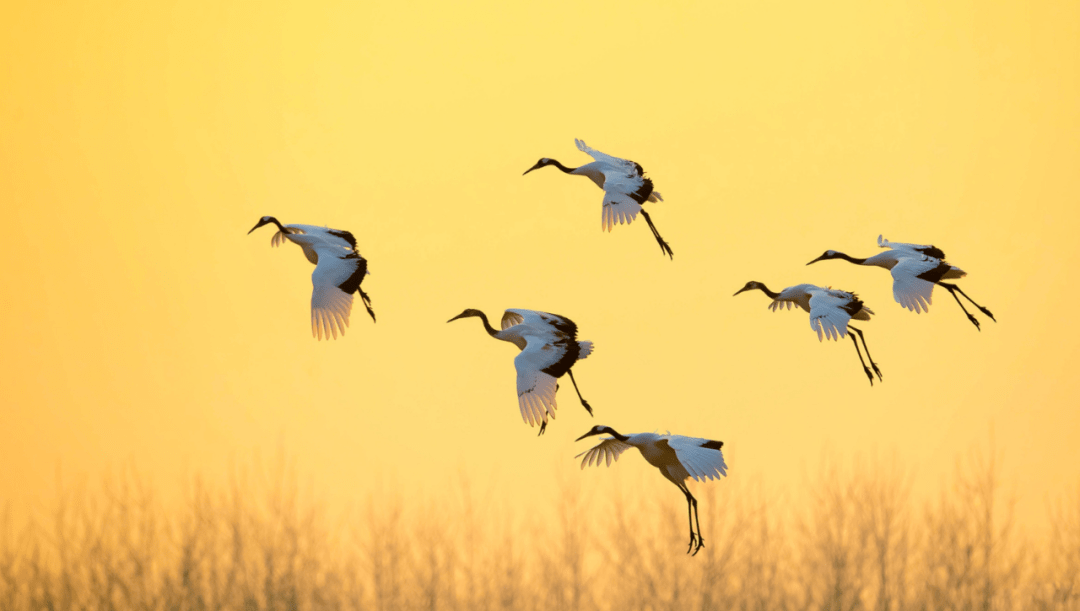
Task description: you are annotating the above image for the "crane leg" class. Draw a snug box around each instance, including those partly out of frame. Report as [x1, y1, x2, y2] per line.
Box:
[537, 420, 547, 436]
[358, 288, 376, 323]
[937, 283, 983, 330]
[566, 369, 593, 416]
[848, 325, 882, 382]
[677, 483, 703, 555]
[690, 493, 704, 556]
[940, 282, 995, 323]
[848, 332, 875, 386]
[639, 209, 674, 260]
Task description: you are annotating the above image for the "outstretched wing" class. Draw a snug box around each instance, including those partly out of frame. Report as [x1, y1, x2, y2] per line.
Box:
[271, 226, 304, 248]
[666, 436, 728, 482]
[309, 246, 365, 340]
[807, 289, 856, 341]
[890, 256, 940, 313]
[514, 335, 562, 427]
[576, 437, 634, 468]
[575, 139, 657, 232]
[601, 184, 646, 231]
[878, 234, 945, 260]
[501, 310, 525, 330]
[767, 284, 813, 313]
[576, 139, 637, 171]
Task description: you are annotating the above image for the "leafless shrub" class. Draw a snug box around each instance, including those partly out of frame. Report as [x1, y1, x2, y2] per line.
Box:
[0, 447, 1071, 611]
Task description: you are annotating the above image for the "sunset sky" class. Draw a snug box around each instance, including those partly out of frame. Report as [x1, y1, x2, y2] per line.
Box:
[2, 0, 1079, 533]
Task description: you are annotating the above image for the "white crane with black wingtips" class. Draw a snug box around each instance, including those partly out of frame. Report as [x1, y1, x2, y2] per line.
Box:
[576, 425, 727, 555]
[524, 139, 673, 258]
[448, 308, 594, 435]
[734, 281, 883, 385]
[807, 234, 995, 330]
[248, 216, 375, 339]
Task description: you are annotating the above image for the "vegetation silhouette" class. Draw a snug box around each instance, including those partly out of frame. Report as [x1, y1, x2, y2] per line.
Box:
[1, 449, 1078, 610]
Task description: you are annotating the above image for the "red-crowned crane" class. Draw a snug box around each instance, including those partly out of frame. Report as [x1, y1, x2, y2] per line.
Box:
[807, 234, 995, 330]
[576, 425, 727, 555]
[734, 281, 884, 385]
[248, 216, 375, 339]
[448, 308, 594, 435]
[523, 139, 673, 259]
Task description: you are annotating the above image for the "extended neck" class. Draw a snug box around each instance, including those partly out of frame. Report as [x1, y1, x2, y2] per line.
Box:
[474, 311, 499, 337]
[834, 252, 867, 265]
[755, 284, 780, 300]
[548, 159, 578, 174]
[604, 427, 630, 442]
[268, 217, 289, 234]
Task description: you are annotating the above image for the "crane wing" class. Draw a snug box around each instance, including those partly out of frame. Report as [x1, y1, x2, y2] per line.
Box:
[575, 139, 636, 171]
[878, 235, 945, 259]
[808, 290, 855, 341]
[600, 186, 645, 232]
[309, 247, 365, 340]
[890, 256, 940, 313]
[767, 284, 813, 313]
[501, 310, 525, 330]
[576, 437, 634, 468]
[514, 334, 562, 427]
[271, 227, 303, 248]
[666, 436, 728, 482]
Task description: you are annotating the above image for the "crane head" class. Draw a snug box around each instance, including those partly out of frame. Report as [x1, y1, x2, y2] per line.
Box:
[522, 158, 553, 175]
[806, 250, 841, 265]
[575, 425, 620, 441]
[447, 308, 483, 323]
[248, 215, 280, 234]
[733, 281, 766, 296]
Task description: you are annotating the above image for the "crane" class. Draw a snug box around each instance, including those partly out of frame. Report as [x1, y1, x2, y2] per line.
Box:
[448, 308, 594, 435]
[523, 139, 673, 259]
[734, 281, 883, 385]
[807, 235, 995, 330]
[248, 216, 375, 339]
[576, 425, 727, 555]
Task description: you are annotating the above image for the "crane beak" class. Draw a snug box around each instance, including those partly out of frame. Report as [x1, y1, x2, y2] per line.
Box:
[733, 286, 751, 296]
[447, 312, 467, 323]
[522, 162, 543, 176]
[575, 429, 599, 441]
[247, 221, 265, 234]
[806, 255, 825, 265]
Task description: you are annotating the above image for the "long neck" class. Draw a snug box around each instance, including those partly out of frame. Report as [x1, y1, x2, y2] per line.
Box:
[269, 217, 289, 234]
[549, 159, 578, 174]
[605, 427, 630, 442]
[474, 311, 499, 337]
[835, 252, 867, 265]
[756, 284, 780, 300]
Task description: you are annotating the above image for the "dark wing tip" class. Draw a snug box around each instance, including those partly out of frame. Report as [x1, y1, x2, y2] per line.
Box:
[700, 440, 724, 450]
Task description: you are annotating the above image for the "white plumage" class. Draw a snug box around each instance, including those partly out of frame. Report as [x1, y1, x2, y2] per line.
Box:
[248, 216, 376, 340]
[448, 308, 594, 434]
[808, 234, 995, 330]
[576, 425, 727, 555]
[523, 139, 673, 259]
[735, 281, 883, 385]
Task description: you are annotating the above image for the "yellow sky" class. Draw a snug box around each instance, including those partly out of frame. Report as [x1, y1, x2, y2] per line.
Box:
[1, 0, 1079, 530]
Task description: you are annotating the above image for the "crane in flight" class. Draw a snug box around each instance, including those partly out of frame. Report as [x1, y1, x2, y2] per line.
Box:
[524, 139, 673, 259]
[448, 308, 594, 435]
[734, 281, 883, 385]
[807, 235, 995, 330]
[576, 425, 727, 555]
[248, 216, 375, 339]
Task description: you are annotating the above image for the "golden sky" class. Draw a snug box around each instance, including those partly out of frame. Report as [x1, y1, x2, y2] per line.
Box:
[2, 0, 1078, 530]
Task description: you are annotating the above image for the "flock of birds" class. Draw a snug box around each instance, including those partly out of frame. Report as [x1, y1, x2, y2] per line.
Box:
[248, 139, 995, 555]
